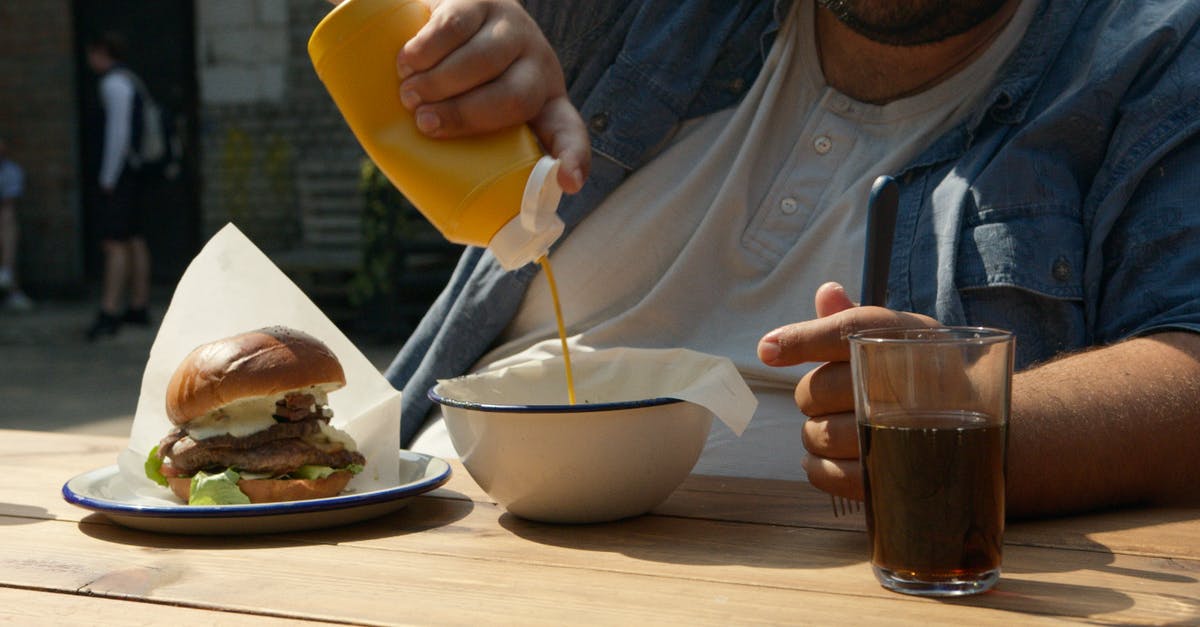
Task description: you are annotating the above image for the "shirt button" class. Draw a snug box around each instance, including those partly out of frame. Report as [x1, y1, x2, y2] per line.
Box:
[780, 197, 799, 214]
[830, 95, 851, 113]
[813, 135, 833, 154]
[589, 113, 609, 133]
[1052, 256, 1073, 282]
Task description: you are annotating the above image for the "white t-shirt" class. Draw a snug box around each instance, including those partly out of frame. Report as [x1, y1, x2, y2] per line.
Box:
[98, 69, 136, 189]
[414, 0, 1035, 480]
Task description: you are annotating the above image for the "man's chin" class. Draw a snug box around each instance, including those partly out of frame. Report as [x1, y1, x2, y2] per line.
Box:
[816, 0, 1012, 47]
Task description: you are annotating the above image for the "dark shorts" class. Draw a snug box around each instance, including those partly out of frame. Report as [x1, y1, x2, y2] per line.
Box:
[96, 170, 147, 242]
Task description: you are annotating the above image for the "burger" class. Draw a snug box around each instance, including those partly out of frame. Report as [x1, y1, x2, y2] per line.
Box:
[144, 326, 366, 505]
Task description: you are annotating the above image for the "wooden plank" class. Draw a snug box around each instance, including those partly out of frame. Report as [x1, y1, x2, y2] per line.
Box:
[5, 430, 1200, 623]
[0, 517, 1092, 625]
[0, 586, 342, 626]
[6, 428, 1200, 562]
[3, 502, 1199, 625]
[665, 475, 1200, 560]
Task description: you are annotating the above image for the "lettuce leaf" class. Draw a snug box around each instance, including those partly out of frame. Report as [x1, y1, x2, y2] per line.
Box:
[291, 463, 365, 480]
[144, 445, 168, 487]
[292, 465, 337, 480]
[189, 469, 251, 505]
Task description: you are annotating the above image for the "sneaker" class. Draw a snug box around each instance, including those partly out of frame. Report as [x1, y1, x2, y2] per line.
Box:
[86, 311, 121, 342]
[122, 307, 152, 326]
[3, 290, 33, 312]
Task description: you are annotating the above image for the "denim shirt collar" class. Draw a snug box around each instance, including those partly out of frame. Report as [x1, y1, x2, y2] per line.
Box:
[900, 0, 1085, 174]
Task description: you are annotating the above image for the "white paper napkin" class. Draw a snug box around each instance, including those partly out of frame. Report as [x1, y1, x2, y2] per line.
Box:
[436, 347, 757, 435]
[115, 224, 402, 504]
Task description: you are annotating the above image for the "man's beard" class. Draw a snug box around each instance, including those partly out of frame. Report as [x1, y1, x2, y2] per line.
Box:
[817, 0, 1013, 46]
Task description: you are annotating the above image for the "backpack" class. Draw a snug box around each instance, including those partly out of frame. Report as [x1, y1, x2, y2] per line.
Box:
[117, 68, 181, 179]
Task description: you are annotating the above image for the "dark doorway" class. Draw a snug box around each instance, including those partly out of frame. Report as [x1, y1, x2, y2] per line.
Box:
[73, 0, 200, 285]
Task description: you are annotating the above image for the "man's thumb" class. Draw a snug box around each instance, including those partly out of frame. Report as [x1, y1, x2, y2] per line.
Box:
[814, 281, 856, 318]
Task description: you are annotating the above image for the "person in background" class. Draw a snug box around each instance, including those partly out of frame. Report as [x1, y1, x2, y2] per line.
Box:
[84, 31, 152, 341]
[373, 0, 1200, 518]
[0, 135, 33, 311]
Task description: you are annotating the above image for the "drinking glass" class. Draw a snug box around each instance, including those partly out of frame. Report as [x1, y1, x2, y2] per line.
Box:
[849, 327, 1014, 596]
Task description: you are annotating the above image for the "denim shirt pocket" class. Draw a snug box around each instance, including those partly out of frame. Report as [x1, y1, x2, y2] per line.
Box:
[956, 203, 1087, 367]
[958, 203, 1084, 297]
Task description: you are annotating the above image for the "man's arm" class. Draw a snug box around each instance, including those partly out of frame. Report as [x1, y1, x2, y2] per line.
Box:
[761, 283, 1200, 519]
[1008, 330, 1200, 517]
[98, 73, 135, 191]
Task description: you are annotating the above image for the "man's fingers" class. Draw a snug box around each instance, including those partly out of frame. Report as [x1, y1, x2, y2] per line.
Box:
[800, 411, 859, 460]
[757, 306, 882, 365]
[802, 454, 864, 501]
[531, 97, 590, 193]
[759, 307, 938, 366]
[795, 362, 854, 417]
[410, 57, 549, 137]
[814, 281, 856, 318]
[399, 1, 488, 76]
[399, 14, 525, 109]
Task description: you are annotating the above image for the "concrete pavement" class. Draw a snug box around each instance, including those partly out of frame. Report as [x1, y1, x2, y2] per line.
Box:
[0, 298, 400, 438]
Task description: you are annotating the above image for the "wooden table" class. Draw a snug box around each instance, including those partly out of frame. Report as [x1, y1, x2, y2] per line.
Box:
[3, 429, 1198, 625]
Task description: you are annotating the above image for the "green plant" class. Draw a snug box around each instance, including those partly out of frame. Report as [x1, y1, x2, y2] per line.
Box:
[349, 159, 415, 307]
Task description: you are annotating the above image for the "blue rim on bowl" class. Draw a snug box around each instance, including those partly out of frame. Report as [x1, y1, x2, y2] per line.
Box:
[428, 385, 683, 414]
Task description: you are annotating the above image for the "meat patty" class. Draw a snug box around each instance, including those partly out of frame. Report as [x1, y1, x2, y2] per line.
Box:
[162, 419, 321, 457]
[274, 394, 325, 421]
[168, 438, 365, 477]
[160, 416, 364, 477]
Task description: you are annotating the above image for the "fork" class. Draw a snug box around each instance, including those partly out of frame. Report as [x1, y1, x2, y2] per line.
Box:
[831, 175, 898, 518]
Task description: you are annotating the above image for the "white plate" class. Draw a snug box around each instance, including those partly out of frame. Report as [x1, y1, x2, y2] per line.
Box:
[62, 450, 452, 535]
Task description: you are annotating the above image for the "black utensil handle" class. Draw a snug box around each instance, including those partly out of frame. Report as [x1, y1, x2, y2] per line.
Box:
[861, 175, 898, 308]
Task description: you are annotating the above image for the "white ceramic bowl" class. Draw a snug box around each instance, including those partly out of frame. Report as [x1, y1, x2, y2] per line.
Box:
[429, 384, 713, 524]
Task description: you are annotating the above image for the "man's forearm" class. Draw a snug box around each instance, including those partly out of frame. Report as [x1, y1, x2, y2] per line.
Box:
[1008, 331, 1200, 518]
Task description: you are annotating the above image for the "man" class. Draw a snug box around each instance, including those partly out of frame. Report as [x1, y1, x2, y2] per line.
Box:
[0, 135, 33, 311]
[84, 32, 153, 340]
[376, 0, 1200, 518]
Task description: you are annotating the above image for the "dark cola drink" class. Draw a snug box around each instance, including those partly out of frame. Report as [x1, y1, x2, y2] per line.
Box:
[859, 410, 1006, 596]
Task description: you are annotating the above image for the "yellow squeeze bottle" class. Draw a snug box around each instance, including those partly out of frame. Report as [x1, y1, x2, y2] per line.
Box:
[308, 0, 564, 270]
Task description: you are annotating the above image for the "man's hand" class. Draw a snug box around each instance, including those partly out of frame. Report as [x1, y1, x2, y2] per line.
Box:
[760, 284, 1200, 517]
[756, 282, 938, 500]
[396, 0, 589, 193]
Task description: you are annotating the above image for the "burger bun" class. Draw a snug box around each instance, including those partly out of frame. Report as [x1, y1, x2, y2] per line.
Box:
[166, 326, 346, 426]
[167, 471, 354, 504]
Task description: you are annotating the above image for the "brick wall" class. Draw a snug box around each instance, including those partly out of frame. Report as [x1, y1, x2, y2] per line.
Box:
[0, 1, 407, 298]
[197, 0, 364, 255]
[0, 1, 83, 293]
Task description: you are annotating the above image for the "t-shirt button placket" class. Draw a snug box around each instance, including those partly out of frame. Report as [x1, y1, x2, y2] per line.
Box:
[813, 135, 833, 155]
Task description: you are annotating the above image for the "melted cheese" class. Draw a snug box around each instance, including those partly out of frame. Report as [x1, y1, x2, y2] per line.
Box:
[185, 385, 338, 440]
[312, 421, 358, 452]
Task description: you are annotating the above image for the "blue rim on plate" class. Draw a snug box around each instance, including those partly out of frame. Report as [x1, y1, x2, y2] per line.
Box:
[62, 450, 452, 519]
[428, 386, 683, 414]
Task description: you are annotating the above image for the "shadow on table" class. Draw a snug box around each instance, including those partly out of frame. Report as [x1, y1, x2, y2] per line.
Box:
[1006, 505, 1199, 584]
[1003, 533, 1196, 585]
[948, 577, 1200, 623]
[498, 511, 867, 570]
[75, 489, 474, 548]
[0, 504, 53, 525]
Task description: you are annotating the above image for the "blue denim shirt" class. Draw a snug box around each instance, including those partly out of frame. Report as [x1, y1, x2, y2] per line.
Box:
[387, 0, 1200, 446]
